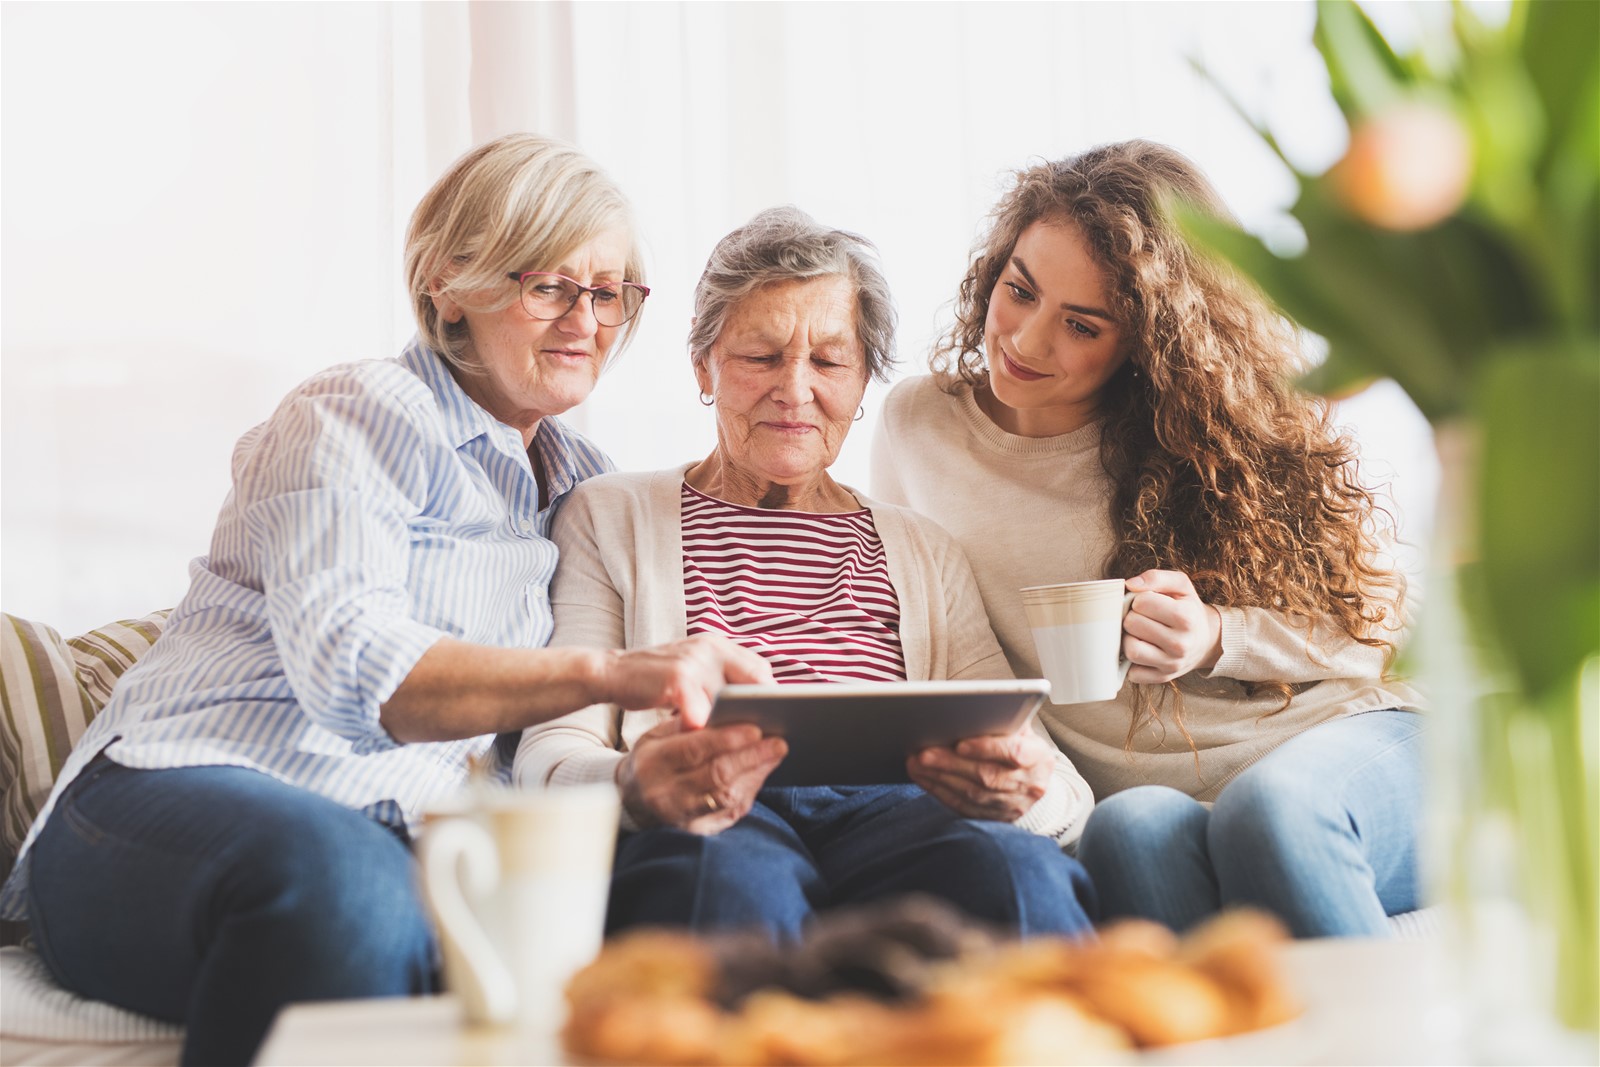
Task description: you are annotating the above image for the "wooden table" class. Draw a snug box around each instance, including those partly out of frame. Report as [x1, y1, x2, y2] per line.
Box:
[252, 937, 1486, 1066]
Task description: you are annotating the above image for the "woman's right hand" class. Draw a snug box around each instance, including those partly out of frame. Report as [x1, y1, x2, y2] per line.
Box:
[616, 718, 787, 833]
[601, 634, 774, 727]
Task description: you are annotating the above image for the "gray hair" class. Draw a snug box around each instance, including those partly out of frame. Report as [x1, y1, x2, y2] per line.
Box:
[405, 133, 645, 373]
[688, 206, 896, 382]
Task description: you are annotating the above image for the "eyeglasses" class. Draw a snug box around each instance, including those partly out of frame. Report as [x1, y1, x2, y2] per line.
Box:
[506, 271, 650, 327]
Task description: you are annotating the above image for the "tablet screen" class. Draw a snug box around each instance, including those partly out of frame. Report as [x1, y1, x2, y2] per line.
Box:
[706, 679, 1050, 787]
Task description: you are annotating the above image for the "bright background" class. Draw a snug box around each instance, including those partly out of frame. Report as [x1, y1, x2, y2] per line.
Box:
[2, 1, 1444, 636]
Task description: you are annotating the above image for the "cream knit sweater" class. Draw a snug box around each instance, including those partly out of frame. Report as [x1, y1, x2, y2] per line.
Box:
[514, 464, 1096, 842]
[870, 375, 1421, 803]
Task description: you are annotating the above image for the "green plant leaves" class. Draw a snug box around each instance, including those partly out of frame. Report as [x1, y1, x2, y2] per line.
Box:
[1521, 0, 1600, 172]
[1314, 0, 1412, 116]
[1177, 197, 1477, 420]
[1475, 343, 1600, 701]
[1521, 0, 1600, 334]
[1184, 0, 1600, 704]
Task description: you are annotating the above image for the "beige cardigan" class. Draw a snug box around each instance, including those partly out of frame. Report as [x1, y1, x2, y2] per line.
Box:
[514, 464, 1095, 842]
[870, 375, 1422, 803]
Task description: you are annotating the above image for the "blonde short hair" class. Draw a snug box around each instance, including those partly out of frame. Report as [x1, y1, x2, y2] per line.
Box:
[404, 133, 645, 371]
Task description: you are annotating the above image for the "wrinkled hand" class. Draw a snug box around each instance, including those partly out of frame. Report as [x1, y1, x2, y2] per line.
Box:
[907, 724, 1053, 822]
[1122, 569, 1224, 685]
[618, 717, 787, 834]
[601, 634, 773, 728]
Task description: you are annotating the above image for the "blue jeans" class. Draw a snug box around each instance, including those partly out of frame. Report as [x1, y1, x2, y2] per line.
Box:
[1075, 710, 1425, 938]
[607, 784, 1095, 940]
[26, 756, 437, 1067]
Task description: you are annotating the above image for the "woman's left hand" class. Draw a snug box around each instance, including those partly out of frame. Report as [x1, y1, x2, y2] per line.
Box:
[1122, 569, 1224, 684]
[907, 725, 1054, 821]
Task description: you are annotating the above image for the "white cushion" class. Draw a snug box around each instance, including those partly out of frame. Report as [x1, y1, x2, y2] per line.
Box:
[1388, 905, 1445, 939]
[0, 946, 181, 1048]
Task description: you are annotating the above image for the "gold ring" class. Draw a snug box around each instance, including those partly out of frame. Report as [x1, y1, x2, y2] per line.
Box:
[702, 793, 720, 813]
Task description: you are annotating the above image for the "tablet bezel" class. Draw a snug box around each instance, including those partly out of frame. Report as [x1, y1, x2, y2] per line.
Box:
[705, 679, 1050, 787]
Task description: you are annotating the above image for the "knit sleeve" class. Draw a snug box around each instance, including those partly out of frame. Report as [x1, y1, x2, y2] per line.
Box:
[1205, 605, 1399, 684]
[931, 520, 1012, 682]
[513, 483, 628, 790]
[1012, 716, 1096, 846]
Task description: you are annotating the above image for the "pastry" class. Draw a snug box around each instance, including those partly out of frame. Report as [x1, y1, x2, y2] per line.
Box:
[562, 900, 1299, 1063]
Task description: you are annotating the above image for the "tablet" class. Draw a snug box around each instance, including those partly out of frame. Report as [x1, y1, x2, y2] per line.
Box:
[705, 679, 1051, 787]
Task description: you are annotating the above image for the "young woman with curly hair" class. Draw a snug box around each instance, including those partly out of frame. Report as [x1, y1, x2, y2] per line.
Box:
[871, 140, 1424, 937]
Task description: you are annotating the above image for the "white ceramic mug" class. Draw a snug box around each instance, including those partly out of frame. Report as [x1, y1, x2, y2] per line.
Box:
[419, 784, 619, 1032]
[1021, 578, 1136, 704]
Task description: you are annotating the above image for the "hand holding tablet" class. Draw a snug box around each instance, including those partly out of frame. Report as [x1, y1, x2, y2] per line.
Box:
[705, 679, 1051, 787]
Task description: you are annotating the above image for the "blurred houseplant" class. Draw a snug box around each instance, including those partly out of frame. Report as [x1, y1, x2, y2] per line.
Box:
[1184, 0, 1597, 1036]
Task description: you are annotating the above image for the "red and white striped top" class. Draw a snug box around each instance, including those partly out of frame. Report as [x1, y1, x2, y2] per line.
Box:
[681, 482, 906, 683]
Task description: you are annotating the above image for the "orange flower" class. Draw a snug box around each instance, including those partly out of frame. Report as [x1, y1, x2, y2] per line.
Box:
[1331, 102, 1473, 231]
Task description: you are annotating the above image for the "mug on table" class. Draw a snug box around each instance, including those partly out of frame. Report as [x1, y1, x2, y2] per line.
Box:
[419, 783, 620, 1032]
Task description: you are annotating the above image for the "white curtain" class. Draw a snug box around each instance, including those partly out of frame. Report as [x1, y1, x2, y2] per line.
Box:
[0, 1, 1435, 636]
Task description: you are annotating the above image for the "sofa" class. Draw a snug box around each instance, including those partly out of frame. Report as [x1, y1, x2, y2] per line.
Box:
[0, 611, 183, 1067]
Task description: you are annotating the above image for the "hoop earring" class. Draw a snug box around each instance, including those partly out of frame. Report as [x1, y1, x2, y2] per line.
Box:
[698, 391, 715, 406]
[854, 406, 865, 422]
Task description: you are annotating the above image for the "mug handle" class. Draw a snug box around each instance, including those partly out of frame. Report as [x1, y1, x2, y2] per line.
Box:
[419, 818, 517, 1024]
[1115, 591, 1136, 686]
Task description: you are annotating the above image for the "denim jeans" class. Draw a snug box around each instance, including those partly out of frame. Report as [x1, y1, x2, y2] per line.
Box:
[1075, 709, 1425, 938]
[607, 784, 1096, 941]
[26, 757, 437, 1067]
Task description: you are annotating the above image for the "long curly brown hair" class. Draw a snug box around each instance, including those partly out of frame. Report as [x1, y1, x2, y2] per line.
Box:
[932, 140, 1402, 734]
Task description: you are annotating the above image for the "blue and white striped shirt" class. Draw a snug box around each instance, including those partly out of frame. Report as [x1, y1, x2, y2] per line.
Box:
[0, 340, 613, 921]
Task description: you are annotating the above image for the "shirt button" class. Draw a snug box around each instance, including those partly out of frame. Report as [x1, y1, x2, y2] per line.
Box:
[518, 517, 535, 536]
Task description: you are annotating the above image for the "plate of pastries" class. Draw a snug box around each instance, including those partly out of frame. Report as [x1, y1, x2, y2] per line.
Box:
[563, 896, 1302, 1066]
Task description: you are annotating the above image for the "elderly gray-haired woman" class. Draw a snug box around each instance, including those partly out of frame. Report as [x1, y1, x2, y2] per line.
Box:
[516, 206, 1097, 940]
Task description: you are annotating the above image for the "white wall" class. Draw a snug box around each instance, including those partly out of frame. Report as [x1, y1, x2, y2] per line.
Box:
[1, 1, 1438, 636]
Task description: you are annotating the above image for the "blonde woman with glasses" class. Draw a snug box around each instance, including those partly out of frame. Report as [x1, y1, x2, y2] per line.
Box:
[2, 134, 770, 1067]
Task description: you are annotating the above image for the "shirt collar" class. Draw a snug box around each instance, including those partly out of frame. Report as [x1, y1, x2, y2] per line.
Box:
[400, 339, 509, 451]
[531, 418, 582, 503]
[400, 337, 584, 501]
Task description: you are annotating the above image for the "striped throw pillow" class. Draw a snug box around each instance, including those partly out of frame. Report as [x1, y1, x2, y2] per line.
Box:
[0, 611, 169, 884]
